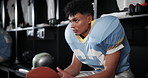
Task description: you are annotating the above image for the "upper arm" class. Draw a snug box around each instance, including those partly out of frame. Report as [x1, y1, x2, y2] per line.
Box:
[104, 51, 121, 77]
[87, 51, 121, 78]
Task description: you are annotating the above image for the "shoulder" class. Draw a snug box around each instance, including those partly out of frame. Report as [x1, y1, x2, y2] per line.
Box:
[99, 15, 118, 20]
[93, 16, 121, 30]
[96, 16, 119, 24]
[65, 23, 72, 36]
[65, 23, 75, 43]
[92, 16, 120, 31]
[90, 16, 122, 43]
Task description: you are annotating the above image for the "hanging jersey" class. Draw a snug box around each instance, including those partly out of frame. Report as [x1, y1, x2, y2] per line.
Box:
[0, 28, 12, 60]
[65, 16, 131, 73]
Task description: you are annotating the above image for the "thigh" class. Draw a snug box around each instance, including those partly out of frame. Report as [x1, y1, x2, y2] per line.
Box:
[115, 69, 135, 78]
[76, 71, 95, 77]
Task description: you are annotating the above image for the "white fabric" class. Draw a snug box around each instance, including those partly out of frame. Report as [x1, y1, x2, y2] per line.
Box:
[107, 44, 124, 54]
[75, 69, 134, 78]
[116, 0, 145, 11]
[21, 0, 33, 25]
[46, 0, 55, 19]
[101, 12, 127, 18]
[7, 0, 15, 21]
[115, 69, 135, 78]
[76, 71, 95, 77]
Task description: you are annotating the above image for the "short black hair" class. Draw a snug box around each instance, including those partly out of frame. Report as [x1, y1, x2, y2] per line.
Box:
[64, 0, 94, 18]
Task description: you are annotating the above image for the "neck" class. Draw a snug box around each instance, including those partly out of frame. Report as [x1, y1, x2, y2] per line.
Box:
[81, 24, 91, 37]
[80, 34, 85, 39]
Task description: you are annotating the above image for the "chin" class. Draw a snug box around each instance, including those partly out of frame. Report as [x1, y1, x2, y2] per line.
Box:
[74, 33, 80, 36]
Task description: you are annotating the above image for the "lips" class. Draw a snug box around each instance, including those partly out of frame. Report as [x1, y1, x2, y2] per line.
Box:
[72, 29, 77, 33]
[73, 30, 77, 33]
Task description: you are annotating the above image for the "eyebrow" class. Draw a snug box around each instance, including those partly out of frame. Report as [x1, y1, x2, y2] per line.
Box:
[69, 17, 79, 21]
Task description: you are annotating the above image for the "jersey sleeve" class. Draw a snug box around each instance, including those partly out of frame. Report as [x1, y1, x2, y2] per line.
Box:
[101, 23, 125, 54]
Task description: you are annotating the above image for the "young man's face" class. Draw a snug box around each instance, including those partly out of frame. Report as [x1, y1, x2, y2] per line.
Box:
[69, 13, 92, 37]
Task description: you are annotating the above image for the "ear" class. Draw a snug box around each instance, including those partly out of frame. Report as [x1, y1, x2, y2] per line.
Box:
[87, 15, 93, 23]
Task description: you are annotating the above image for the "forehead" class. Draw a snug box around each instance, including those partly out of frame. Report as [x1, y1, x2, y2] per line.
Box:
[69, 13, 86, 20]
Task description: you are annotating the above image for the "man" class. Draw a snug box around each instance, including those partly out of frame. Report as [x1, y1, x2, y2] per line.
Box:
[57, 0, 134, 78]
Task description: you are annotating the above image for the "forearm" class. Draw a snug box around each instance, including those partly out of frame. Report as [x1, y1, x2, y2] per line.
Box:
[64, 63, 81, 76]
[64, 55, 82, 76]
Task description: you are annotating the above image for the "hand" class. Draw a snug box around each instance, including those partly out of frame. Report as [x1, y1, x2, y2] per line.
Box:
[57, 67, 75, 78]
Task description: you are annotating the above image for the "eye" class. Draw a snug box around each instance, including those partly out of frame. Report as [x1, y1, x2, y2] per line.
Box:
[73, 19, 79, 23]
[69, 18, 79, 23]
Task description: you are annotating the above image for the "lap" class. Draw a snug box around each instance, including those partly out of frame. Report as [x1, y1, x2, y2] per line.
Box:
[76, 69, 134, 78]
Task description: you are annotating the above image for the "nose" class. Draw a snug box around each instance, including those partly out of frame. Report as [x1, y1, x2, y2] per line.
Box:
[71, 23, 75, 28]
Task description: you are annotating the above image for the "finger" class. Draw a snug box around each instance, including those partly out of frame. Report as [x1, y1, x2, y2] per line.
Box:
[57, 67, 63, 77]
[57, 72, 63, 77]
[57, 67, 64, 74]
